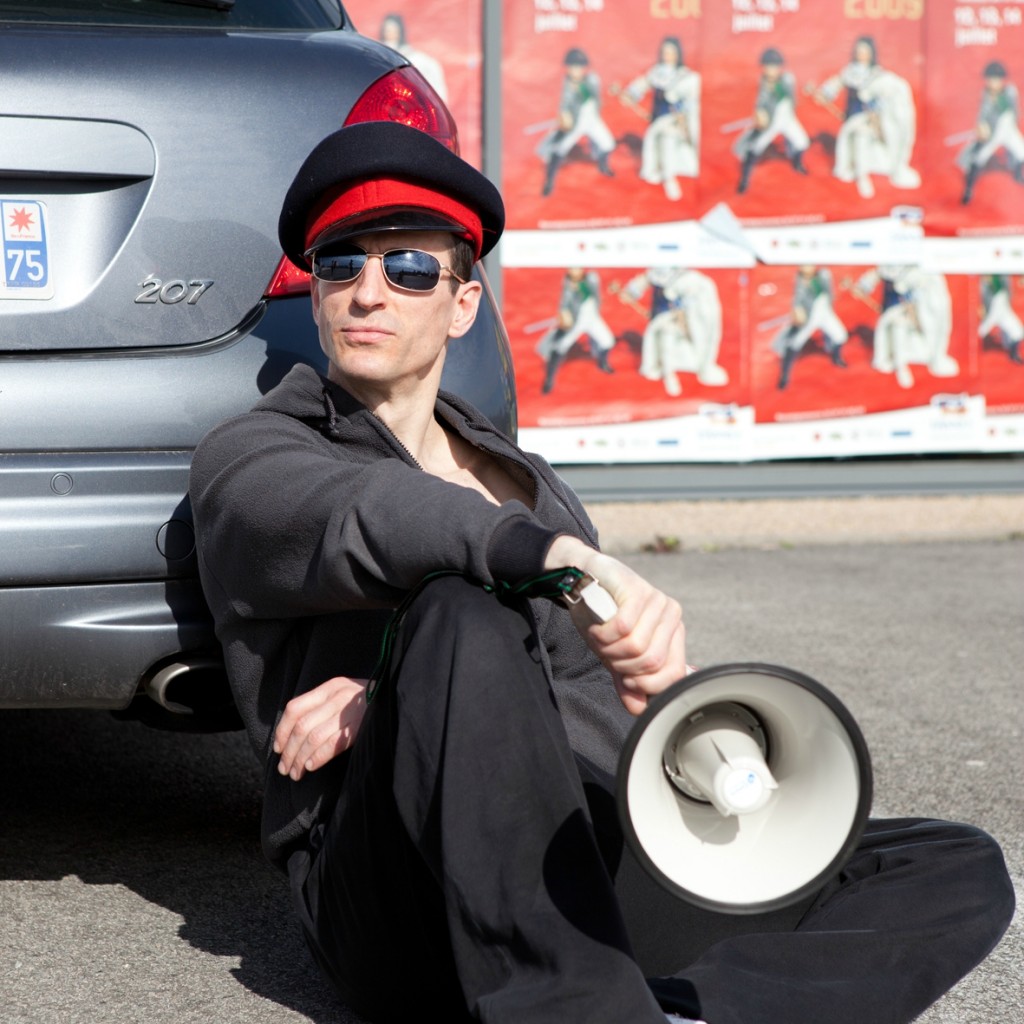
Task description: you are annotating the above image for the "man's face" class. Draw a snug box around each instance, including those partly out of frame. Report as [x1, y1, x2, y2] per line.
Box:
[310, 229, 482, 401]
[763, 63, 782, 82]
[854, 42, 872, 65]
[985, 76, 1006, 94]
[566, 63, 588, 83]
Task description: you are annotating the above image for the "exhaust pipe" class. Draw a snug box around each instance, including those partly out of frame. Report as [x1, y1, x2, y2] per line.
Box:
[145, 654, 227, 716]
[124, 653, 241, 732]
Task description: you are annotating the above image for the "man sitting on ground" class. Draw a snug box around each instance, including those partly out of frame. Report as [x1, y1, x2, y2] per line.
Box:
[190, 121, 1013, 1024]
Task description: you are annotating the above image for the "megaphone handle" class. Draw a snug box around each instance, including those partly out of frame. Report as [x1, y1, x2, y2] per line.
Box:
[577, 577, 619, 623]
[565, 575, 699, 676]
[561, 571, 619, 623]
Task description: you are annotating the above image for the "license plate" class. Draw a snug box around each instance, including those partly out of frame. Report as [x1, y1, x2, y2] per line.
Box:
[1, 199, 54, 300]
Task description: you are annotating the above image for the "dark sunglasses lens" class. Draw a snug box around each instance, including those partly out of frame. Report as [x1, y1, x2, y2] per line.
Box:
[313, 248, 366, 282]
[311, 246, 444, 290]
[381, 250, 443, 291]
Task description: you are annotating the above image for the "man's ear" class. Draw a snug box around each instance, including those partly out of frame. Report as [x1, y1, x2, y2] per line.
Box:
[448, 280, 483, 340]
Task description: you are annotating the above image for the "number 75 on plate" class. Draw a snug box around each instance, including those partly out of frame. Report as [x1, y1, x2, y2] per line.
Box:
[2, 200, 55, 300]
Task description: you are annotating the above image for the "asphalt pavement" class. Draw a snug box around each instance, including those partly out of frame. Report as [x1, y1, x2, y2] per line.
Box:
[1, 538, 1021, 1024]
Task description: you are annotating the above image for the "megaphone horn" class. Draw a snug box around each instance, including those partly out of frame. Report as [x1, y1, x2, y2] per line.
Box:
[616, 663, 872, 915]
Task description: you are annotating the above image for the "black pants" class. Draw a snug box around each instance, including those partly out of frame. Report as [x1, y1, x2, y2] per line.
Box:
[289, 577, 1014, 1024]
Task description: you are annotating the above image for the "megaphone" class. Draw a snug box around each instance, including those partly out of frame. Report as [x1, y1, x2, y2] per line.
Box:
[616, 662, 872, 915]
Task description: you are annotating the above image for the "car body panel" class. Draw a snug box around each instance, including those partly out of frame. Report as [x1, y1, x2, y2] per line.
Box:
[0, 7, 518, 715]
[0, 580, 213, 708]
[0, 25, 397, 351]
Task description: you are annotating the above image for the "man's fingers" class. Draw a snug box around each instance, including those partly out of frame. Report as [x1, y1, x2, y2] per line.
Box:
[604, 612, 687, 709]
[613, 673, 650, 716]
[587, 588, 685, 680]
[592, 589, 680, 663]
[612, 625, 687, 715]
[573, 573, 687, 698]
[277, 701, 340, 779]
[543, 539, 689, 711]
[629, 624, 688, 695]
[302, 724, 357, 775]
[609, 615, 683, 683]
[273, 683, 334, 753]
[274, 677, 368, 780]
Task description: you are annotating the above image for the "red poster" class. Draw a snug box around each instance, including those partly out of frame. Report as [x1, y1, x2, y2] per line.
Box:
[922, 1, 1024, 236]
[345, 0, 483, 167]
[505, 264, 749, 428]
[502, 0, 703, 230]
[750, 263, 972, 423]
[970, 273, 1024, 412]
[701, 0, 925, 225]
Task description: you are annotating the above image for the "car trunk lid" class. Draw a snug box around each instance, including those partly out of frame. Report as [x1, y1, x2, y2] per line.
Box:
[0, 23, 398, 352]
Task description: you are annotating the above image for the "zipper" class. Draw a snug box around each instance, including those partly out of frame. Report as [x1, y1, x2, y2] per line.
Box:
[369, 411, 423, 470]
[371, 404, 543, 513]
[317, 375, 596, 552]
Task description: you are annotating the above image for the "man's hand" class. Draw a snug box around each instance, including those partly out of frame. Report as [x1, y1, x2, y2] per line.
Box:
[544, 535, 687, 715]
[273, 676, 368, 781]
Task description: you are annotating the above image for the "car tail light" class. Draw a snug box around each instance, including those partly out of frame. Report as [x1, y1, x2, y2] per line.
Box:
[265, 66, 460, 300]
[264, 255, 311, 299]
[344, 66, 460, 154]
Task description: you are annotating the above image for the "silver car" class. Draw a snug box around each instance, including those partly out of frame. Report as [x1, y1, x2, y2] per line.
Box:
[0, 0, 515, 729]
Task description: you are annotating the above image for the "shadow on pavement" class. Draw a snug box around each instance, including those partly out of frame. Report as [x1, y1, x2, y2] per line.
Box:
[0, 708, 359, 1024]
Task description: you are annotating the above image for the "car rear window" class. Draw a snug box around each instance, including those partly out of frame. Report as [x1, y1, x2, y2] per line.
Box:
[0, 0, 344, 30]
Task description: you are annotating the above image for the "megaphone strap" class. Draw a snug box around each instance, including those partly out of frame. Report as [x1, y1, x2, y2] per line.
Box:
[366, 568, 591, 703]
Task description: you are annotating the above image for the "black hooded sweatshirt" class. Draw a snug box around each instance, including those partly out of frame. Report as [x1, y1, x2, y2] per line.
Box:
[189, 364, 634, 868]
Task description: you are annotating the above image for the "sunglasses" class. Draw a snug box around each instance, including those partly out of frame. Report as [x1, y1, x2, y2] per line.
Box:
[309, 243, 467, 292]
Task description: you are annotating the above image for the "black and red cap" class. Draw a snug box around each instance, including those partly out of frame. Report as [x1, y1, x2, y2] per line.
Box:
[278, 121, 505, 271]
